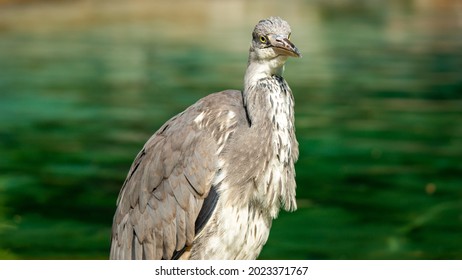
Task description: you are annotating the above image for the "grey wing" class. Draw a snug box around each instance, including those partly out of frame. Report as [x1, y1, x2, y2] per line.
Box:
[109, 90, 244, 260]
[110, 112, 219, 260]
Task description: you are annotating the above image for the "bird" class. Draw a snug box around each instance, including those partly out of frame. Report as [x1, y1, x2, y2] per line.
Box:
[110, 16, 301, 260]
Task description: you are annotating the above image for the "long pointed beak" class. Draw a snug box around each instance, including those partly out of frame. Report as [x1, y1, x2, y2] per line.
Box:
[269, 34, 302, 58]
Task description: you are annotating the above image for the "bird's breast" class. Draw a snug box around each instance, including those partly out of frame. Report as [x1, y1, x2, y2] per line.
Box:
[191, 194, 272, 259]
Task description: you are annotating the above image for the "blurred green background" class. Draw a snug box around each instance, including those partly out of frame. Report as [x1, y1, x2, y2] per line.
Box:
[0, 0, 461, 259]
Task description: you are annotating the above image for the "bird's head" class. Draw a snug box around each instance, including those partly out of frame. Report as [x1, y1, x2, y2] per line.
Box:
[247, 17, 301, 81]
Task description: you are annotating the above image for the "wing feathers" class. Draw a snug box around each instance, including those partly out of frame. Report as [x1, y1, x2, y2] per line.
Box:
[110, 90, 244, 260]
[175, 205, 187, 250]
[132, 235, 143, 259]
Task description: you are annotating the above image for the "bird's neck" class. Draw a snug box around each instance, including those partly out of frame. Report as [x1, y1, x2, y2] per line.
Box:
[243, 57, 289, 126]
[241, 58, 298, 214]
[244, 56, 287, 90]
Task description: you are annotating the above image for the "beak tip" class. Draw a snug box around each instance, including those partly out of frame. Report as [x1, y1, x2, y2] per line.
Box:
[288, 44, 301, 58]
[293, 49, 302, 58]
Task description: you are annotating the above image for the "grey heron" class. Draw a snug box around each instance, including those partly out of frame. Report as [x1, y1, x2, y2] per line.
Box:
[110, 16, 301, 260]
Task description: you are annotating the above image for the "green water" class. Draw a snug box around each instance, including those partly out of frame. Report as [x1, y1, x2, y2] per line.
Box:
[0, 0, 461, 259]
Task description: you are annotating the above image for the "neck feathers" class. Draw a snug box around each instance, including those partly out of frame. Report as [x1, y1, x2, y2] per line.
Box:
[244, 52, 287, 91]
[243, 52, 291, 127]
[241, 58, 298, 215]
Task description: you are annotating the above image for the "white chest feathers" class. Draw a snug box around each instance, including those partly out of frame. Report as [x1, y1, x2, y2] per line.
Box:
[195, 200, 272, 260]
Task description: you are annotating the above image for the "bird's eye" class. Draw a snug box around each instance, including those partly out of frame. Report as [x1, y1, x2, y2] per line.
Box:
[259, 36, 267, 43]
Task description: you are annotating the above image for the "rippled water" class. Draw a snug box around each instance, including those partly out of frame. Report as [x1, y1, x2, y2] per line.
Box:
[0, 0, 461, 259]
